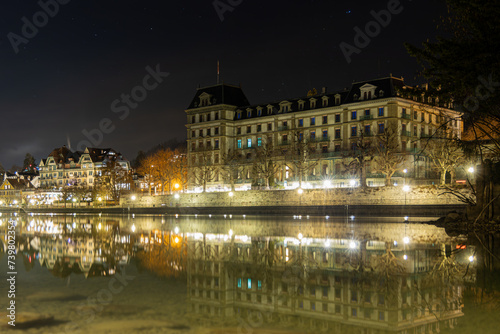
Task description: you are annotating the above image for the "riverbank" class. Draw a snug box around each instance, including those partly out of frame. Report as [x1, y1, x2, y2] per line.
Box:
[0, 204, 466, 217]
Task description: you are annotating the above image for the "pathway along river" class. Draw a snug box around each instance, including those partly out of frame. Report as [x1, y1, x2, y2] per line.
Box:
[0, 213, 498, 334]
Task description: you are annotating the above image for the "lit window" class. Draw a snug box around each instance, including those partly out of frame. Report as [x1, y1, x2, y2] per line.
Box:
[247, 138, 252, 148]
[257, 137, 262, 147]
[238, 278, 242, 288]
[237, 139, 242, 149]
[248, 278, 252, 289]
[258, 280, 262, 290]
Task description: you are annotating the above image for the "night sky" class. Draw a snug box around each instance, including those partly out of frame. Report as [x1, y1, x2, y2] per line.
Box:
[0, 0, 448, 169]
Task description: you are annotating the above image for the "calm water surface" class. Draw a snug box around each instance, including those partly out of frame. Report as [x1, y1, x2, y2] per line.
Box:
[0, 213, 498, 333]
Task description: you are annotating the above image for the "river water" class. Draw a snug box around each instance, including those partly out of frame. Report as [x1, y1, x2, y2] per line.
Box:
[0, 212, 498, 333]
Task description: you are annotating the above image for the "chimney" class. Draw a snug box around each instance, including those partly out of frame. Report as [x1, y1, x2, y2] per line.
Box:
[321, 87, 327, 95]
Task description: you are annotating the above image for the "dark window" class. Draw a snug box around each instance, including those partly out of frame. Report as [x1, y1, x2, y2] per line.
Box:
[351, 111, 357, 120]
[322, 130, 328, 138]
[215, 140, 219, 149]
[247, 126, 251, 133]
[378, 107, 384, 116]
[191, 130, 195, 138]
[334, 144, 341, 152]
[215, 112, 219, 120]
[207, 128, 211, 136]
[365, 109, 370, 116]
[237, 127, 241, 135]
[322, 146, 328, 153]
[335, 129, 341, 139]
[310, 286, 316, 296]
[335, 114, 341, 123]
[364, 125, 371, 135]
[267, 123, 272, 131]
[310, 117, 316, 126]
[322, 287, 328, 298]
[322, 115, 328, 124]
[311, 302, 316, 311]
[298, 119, 303, 127]
[207, 114, 211, 121]
[378, 123, 385, 134]
[310, 131, 316, 140]
[191, 116, 195, 123]
[351, 126, 357, 137]
[215, 127, 219, 135]
[257, 124, 261, 132]
[298, 132, 303, 141]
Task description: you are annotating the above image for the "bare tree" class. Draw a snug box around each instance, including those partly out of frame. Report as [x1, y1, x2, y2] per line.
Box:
[373, 125, 406, 186]
[192, 148, 218, 192]
[285, 130, 321, 188]
[221, 149, 244, 192]
[424, 137, 465, 185]
[342, 131, 375, 189]
[252, 136, 280, 189]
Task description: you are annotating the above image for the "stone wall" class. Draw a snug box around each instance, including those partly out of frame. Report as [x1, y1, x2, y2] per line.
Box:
[121, 186, 470, 208]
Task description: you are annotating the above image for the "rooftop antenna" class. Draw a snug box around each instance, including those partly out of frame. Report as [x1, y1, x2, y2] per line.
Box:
[217, 60, 220, 84]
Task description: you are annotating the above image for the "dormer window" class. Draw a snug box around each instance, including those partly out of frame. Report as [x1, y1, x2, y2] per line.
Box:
[199, 92, 212, 107]
[206, 113, 211, 122]
[359, 83, 377, 100]
[322, 96, 329, 107]
[247, 109, 252, 118]
[279, 101, 292, 113]
[309, 98, 317, 109]
[257, 108, 262, 116]
[267, 105, 273, 115]
[298, 100, 305, 110]
[335, 94, 341, 105]
[237, 111, 242, 119]
[379, 90, 384, 97]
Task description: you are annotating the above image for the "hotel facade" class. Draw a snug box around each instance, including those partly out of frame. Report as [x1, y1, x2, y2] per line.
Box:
[185, 76, 462, 191]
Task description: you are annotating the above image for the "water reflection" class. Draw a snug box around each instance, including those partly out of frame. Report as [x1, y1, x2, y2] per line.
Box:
[0, 213, 494, 333]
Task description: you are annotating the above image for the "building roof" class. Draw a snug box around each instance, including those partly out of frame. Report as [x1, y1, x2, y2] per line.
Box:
[2, 178, 34, 190]
[187, 83, 250, 109]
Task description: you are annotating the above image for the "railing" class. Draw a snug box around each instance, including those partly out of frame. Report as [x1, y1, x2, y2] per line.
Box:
[401, 130, 411, 137]
[402, 114, 411, 120]
[279, 140, 290, 146]
[309, 136, 330, 143]
[360, 115, 372, 121]
[278, 126, 289, 131]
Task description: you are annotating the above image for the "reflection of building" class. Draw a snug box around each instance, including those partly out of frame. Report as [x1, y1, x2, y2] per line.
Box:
[27, 217, 131, 278]
[185, 77, 462, 190]
[186, 222, 467, 333]
[38, 146, 131, 190]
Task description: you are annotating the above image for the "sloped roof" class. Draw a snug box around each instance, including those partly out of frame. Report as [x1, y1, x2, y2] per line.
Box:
[3, 178, 33, 190]
[187, 83, 250, 109]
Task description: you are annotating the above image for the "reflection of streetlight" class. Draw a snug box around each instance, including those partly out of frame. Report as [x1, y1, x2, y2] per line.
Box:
[403, 236, 410, 244]
[297, 188, 303, 206]
[298, 232, 303, 240]
[468, 167, 475, 186]
[349, 179, 356, 187]
[131, 224, 136, 232]
[174, 193, 180, 199]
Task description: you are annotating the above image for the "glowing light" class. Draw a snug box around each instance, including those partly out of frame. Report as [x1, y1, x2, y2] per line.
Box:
[98, 197, 102, 201]
[349, 241, 357, 249]
[174, 183, 180, 189]
[174, 226, 179, 234]
[72, 198, 76, 202]
[403, 237, 410, 244]
[403, 185, 410, 192]
[324, 240, 331, 247]
[131, 224, 136, 232]
[323, 180, 331, 188]
[98, 223, 102, 230]
[349, 179, 356, 187]
[174, 237, 179, 243]
[468, 167, 474, 173]
[298, 233, 303, 240]
[403, 169, 407, 174]
[350, 215, 355, 220]
[175, 214, 179, 218]
[297, 188, 303, 195]
[72, 222, 76, 228]
[174, 194, 180, 199]
[404, 216, 409, 221]
[131, 195, 136, 201]
[403, 254, 408, 260]
[469, 255, 474, 262]
[325, 215, 329, 219]
[228, 229, 233, 237]
[229, 191, 234, 197]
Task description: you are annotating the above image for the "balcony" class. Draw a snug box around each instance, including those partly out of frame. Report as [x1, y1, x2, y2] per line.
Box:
[309, 136, 330, 143]
[278, 126, 289, 131]
[279, 140, 290, 146]
[402, 114, 411, 120]
[420, 133, 432, 138]
[363, 132, 374, 137]
[360, 115, 372, 121]
[401, 130, 411, 137]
